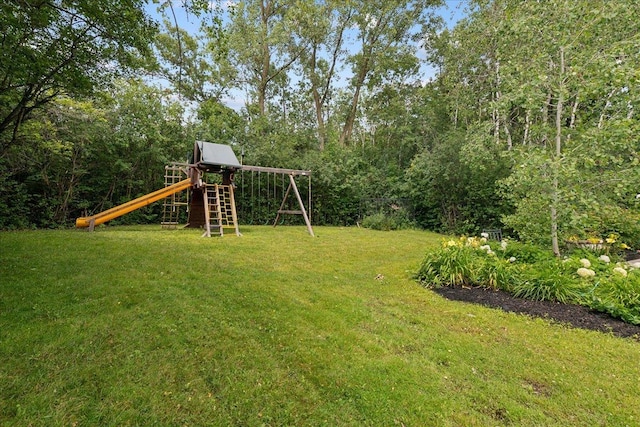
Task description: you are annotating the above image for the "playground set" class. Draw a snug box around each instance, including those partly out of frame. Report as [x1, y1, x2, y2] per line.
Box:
[75, 141, 314, 237]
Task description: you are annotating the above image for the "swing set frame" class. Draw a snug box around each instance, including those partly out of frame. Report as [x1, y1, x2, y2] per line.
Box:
[239, 165, 314, 237]
[185, 141, 314, 237]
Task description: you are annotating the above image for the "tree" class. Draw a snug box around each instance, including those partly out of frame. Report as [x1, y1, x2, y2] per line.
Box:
[153, 21, 235, 102]
[496, 0, 640, 252]
[0, 78, 194, 228]
[0, 0, 157, 150]
[225, 0, 303, 117]
[338, 0, 442, 146]
[432, 0, 640, 251]
[0, 96, 111, 227]
[99, 79, 191, 203]
[292, 0, 353, 150]
[195, 98, 244, 143]
[361, 82, 442, 172]
[405, 128, 511, 234]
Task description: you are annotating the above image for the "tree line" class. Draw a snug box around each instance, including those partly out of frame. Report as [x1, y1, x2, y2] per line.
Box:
[1, 0, 639, 253]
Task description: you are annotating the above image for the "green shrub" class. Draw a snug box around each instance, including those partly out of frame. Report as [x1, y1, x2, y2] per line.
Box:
[416, 235, 640, 325]
[476, 257, 519, 291]
[512, 261, 587, 303]
[558, 251, 619, 277]
[501, 241, 555, 264]
[361, 213, 393, 230]
[416, 244, 477, 287]
[416, 238, 519, 290]
[588, 272, 640, 325]
[361, 210, 415, 231]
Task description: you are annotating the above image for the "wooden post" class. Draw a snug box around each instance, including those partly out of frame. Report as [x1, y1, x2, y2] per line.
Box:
[229, 185, 242, 236]
[202, 186, 211, 238]
[290, 175, 315, 237]
[273, 174, 314, 237]
[215, 184, 223, 237]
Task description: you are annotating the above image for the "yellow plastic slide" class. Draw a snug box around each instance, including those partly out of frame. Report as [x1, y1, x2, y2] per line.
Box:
[76, 178, 192, 229]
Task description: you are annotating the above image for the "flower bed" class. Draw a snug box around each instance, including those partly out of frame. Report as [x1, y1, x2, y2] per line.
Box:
[416, 236, 640, 325]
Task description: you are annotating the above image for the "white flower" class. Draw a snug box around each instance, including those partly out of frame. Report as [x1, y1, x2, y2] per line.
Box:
[508, 257, 516, 263]
[500, 241, 508, 250]
[486, 249, 495, 256]
[613, 267, 628, 277]
[577, 268, 596, 278]
[480, 232, 489, 239]
[579, 258, 591, 268]
[479, 245, 491, 251]
[598, 255, 611, 264]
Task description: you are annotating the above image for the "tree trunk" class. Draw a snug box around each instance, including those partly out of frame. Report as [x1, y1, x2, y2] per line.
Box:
[597, 89, 616, 129]
[523, 110, 531, 145]
[339, 54, 369, 146]
[258, 45, 269, 116]
[551, 47, 565, 257]
[565, 97, 579, 142]
[493, 59, 501, 144]
[310, 45, 326, 150]
[257, 0, 272, 116]
[504, 117, 512, 150]
[313, 90, 326, 150]
[541, 91, 552, 146]
[339, 83, 361, 146]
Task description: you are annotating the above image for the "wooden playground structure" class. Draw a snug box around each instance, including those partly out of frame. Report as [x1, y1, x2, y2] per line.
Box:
[76, 142, 314, 237]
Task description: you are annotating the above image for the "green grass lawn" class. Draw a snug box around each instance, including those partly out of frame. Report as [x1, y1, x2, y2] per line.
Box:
[1, 225, 639, 426]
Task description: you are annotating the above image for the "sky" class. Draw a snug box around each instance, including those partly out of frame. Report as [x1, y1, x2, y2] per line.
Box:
[144, 0, 469, 111]
[146, 1, 468, 33]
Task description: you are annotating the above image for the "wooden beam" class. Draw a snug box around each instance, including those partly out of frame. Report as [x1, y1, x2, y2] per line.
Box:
[228, 184, 242, 236]
[289, 174, 315, 237]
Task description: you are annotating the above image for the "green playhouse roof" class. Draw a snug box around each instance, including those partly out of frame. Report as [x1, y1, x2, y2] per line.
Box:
[195, 141, 241, 169]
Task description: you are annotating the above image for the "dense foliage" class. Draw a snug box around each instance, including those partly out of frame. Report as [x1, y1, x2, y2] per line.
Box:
[1, 0, 639, 254]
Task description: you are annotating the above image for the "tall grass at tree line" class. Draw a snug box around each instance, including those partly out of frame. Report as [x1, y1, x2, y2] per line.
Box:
[1, 226, 639, 426]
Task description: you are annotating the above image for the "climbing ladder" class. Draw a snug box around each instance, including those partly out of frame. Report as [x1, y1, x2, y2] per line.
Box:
[202, 184, 240, 237]
[162, 163, 190, 228]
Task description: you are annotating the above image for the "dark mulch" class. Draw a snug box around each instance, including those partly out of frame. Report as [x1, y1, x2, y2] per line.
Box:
[433, 286, 640, 341]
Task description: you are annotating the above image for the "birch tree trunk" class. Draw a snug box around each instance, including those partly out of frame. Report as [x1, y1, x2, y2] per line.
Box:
[550, 47, 565, 257]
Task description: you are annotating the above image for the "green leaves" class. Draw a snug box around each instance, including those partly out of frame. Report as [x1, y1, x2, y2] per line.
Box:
[406, 129, 512, 234]
[417, 235, 639, 321]
[430, 0, 640, 251]
[0, 0, 157, 143]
